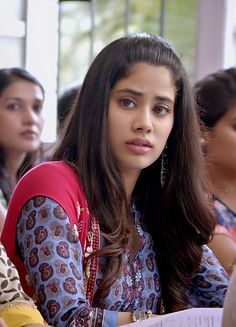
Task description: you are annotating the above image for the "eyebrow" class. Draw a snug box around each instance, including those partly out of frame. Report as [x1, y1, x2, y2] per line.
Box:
[114, 88, 174, 105]
[4, 96, 43, 102]
[4, 97, 22, 101]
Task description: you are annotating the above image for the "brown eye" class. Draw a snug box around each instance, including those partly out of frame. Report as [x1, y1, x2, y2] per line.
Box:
[153, 105, 170, 115]
[6, 102, 20, 111]
[33, 103, 43, 113]
[120, 98, 136, 108]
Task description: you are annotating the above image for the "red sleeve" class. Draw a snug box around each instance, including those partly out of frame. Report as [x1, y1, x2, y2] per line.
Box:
[1, 161, 89, 296]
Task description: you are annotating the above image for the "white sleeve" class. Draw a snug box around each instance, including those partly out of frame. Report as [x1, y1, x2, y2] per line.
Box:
[222, 268, 236, 326]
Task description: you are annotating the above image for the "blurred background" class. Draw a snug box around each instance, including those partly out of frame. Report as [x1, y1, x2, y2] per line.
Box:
[0, 0, 235, 143]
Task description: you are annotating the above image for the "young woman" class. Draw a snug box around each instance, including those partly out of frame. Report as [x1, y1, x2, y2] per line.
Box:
[194, 68, 236, 275]
[0, 67, 45, 230]
[1, 34, 228, 327]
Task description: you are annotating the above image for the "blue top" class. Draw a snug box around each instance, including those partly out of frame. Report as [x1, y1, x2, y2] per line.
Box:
[214, 196, 236, 231]
[17, 197, 229, 327]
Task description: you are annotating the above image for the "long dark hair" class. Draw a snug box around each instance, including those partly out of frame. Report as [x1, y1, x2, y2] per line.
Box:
[194, 67, 236, 127]
[54, 34, 215, 312]
[0, 67, 45, 204]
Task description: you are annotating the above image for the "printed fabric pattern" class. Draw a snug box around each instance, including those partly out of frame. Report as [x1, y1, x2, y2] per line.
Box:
[0, 242, 31, 304]
[213, 196, 236, 242]
[0, 242, 45, 327]
[17, 196, 229, 327]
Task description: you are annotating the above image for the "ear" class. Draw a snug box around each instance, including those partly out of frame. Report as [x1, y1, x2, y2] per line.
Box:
[200, 127, 211, 147]
[200, 137, 206, 146]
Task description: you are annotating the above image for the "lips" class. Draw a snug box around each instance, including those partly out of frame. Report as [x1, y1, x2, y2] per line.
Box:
[21, 129, 38, 135]
[20, 130, 39, 138]
[126, 138, 153, 148]
[125, 138, 153, 154]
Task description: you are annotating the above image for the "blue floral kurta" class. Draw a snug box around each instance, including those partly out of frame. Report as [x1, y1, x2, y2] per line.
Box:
[17, 197, 229, 327]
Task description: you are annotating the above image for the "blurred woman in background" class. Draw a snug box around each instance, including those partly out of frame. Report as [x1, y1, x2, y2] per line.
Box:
[0, 67, 45, 232]
[194, 67, 236, 275]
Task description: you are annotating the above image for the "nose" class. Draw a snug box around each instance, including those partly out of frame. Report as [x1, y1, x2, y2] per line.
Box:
[133, 108, 153, 133]
[22, 107, 37, 125]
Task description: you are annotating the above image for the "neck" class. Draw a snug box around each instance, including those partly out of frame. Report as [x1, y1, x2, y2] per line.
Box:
[5, 151, 27, 186]
[122, 169, 141, 202]
[208, 165, 236, 212]
[208, 166, 236, 194]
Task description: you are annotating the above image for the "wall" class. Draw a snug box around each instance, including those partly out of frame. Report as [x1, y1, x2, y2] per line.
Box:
[0, 0, 59, 143]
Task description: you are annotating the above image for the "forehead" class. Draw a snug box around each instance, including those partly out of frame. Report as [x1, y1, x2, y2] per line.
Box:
[117, 62, 173, 81]
[221, 105, 236, 121]
[1, 80, 44, 100]
[112, 62, 176, 98]
[126, 61, 173, 76]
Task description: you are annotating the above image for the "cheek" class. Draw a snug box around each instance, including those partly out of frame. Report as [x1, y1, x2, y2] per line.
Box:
[107, 111, 120, 136]
[107, 123, 118, 147]
[0, 118, 17, 133]
[37, 116, 44, 130]
[159, 119, 174, 137]
[107, 119, 122, 154]
[0, 131, 17, 149]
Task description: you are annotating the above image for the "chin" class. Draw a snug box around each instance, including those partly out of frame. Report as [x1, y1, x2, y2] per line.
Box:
[22, 143, 41, 153]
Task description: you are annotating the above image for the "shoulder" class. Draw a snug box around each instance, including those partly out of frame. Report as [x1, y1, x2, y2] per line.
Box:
[1, 161, 88, 264]
[4, 161, 86, 233]
[19, 160, 77, 183]
[214, 225, 231, 237]
[14, 161, 81, 197]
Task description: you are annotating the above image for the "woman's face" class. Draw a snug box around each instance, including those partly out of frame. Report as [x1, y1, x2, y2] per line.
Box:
[0, 79, 44, 155]
[206, 105, 236, 172]
[108, 62, 176, 178]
